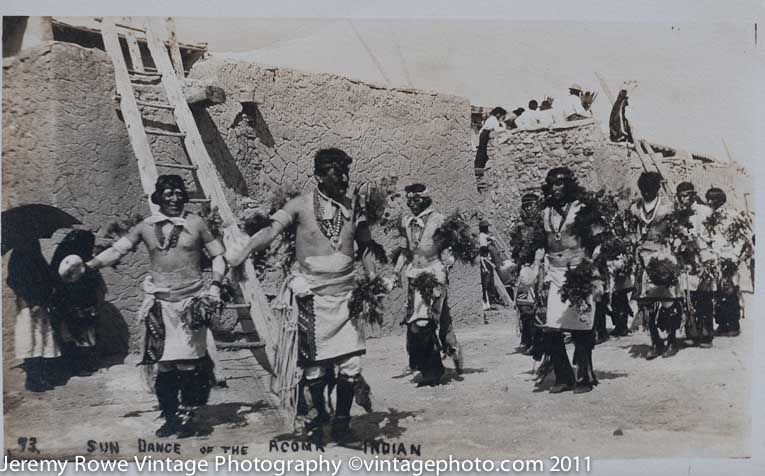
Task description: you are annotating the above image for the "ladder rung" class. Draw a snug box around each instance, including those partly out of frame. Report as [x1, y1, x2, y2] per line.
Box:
[113, 95, 175, 111]
[137, 100, 174, 110]
[215, 341, 266, 351]
[225, 303, 251, 309]
[130, 76, 161, 84]
[155, 161, 198, 170]
[144, 66, 190, 76]
[188, 198, 211, 203]
[128, 69, 161, 77]
[144, 128, 186, 138]
[94, 18, 146, 34]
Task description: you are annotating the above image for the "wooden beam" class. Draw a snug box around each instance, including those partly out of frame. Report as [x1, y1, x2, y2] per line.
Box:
[594, 72, 615, 106]
[183, 84, 226, 105]
[112, 85, 223, 112]
[144, 17, 278, 369]
[101, 17, 159, 214]
[57, 18, 207, 52]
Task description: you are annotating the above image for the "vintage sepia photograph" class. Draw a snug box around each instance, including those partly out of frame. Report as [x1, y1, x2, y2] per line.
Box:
[1, 3, 762, 473]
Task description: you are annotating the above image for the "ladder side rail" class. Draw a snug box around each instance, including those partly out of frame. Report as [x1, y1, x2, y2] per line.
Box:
[143, 18, 279, 360]
[101, 18, 159, 214]
[643, 141, 675, 193]
[165, 18, 186, 79]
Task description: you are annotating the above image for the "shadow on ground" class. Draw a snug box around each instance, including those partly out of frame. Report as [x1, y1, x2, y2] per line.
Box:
[408, 367, 486, 386]
[181, 400, 273, 438]
[625, 344, 652, 359]
[270, 407, 422, 451]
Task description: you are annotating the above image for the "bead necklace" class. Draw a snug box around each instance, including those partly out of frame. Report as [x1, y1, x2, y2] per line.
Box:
[409, 218, 426, 248]
[154, 223, 183, 252]
[639, 196, 660, 237]
[548, 201, 573, 242]
[314, 190, 346, 250]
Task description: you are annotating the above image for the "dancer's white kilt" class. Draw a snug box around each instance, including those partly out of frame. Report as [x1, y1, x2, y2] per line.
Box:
[544, 263, 595, 331]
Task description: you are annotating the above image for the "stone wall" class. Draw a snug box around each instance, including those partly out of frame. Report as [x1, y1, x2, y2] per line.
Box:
[2, 42, 148, 362]
[2, 43, 484, 364]
[3, 41, 751, 360]
[481, 120, 753, 244]
[188, 57, 482, 336]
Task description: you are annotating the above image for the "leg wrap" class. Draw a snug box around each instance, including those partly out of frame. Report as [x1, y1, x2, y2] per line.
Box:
[531, 326, 545, 361]
[572, 330, 597, 386]
[178, 366, 212, 408]
[335, 374, 355, 418]
[519, 313, 533, 348]
[611, 290, 631, 333]
[305, 377, 329, 423]
[646, 304, 664, 349]
[405, 324, 419, 370]
[155, 369, 180, 418]
[345, 373, 373, 413]
[691, 291, 715, 342]
[594, 296, 608, 339]
[408, 321, 444, 383]
[716, 290, 741, 332]
[544, 331, 574, 386]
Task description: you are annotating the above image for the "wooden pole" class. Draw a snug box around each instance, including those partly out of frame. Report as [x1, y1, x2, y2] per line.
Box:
[594, 72, 615, 106]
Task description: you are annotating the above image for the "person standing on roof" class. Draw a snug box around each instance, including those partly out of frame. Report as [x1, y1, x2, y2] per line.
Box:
[609, 89, 634, 143]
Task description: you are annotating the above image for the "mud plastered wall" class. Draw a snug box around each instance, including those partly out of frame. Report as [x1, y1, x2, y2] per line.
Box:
[189, 57, 482, 336]
[481, 121, 752, 242]
[2, 43, 148, 362]
[2, 43, 485, 361]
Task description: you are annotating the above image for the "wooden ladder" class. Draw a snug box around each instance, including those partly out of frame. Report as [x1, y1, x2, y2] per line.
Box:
[99, 17, 278, 370]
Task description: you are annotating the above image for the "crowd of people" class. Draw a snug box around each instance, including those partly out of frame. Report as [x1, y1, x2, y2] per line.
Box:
[474, 83, 602, 186]
[7, 138, 752, 445]
[480, 167, 753, 394]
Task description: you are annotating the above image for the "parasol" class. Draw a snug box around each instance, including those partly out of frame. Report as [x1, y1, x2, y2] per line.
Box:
[1, 204, 82, 255]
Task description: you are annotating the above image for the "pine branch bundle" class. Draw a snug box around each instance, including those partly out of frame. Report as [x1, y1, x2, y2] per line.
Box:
[434, 211, 479, 264]
[508, 219, 546, 266]
[348, 275, 389, 325]
[646, 257, 683, 286]
[558, 259, 597, 313]
[410, 272, 441, 305]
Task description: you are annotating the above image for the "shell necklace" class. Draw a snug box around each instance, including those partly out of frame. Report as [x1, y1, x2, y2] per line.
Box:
[548, 201, 573, 242]
[154, 222, 184, 252]
[639, 196, 660, 237]
[314, 189, 346, 251]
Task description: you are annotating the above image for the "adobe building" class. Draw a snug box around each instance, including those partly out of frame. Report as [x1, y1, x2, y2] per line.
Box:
[2, 18, 751, 364]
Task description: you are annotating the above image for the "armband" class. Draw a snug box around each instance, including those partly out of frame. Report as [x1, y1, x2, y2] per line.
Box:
[205, 239, 225, 257]
[271, 209, 293, 230]
[113, 237, 134, 254]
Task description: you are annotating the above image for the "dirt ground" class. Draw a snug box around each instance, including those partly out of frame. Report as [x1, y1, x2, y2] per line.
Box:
[2, 298, 752, 461]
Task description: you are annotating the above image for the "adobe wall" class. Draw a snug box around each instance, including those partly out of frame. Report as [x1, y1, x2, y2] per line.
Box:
[2, 42, 484, 363]
[2, 42, 147, 363]
[481, 121, 753, 242]
[3, 42, 751, 360]
[187, 57, 482, 336]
